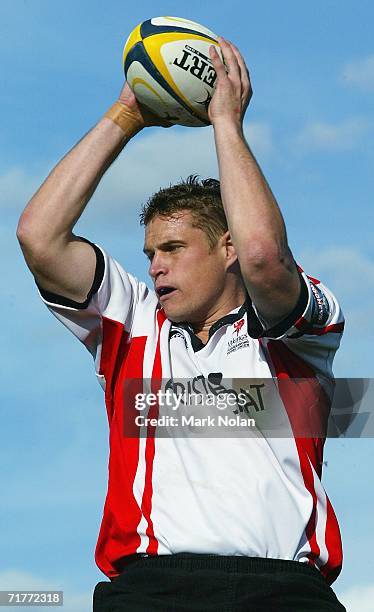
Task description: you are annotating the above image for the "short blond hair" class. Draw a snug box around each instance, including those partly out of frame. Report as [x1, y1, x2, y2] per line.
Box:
[140, 175, 228, 249]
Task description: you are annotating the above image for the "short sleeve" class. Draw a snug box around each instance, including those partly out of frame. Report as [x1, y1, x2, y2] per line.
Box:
[246, 270, 344, 376]
[37, 241, 152, 373]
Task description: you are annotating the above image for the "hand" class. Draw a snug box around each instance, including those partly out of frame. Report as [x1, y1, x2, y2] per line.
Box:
[118, 82, 172, 129]
[208, 38, 252, 127]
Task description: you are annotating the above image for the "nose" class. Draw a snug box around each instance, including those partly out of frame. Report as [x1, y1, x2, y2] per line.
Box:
[149, 251, 169, 280]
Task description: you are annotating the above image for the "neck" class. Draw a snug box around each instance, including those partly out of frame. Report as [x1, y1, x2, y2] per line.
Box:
[192, 286, 246, 343]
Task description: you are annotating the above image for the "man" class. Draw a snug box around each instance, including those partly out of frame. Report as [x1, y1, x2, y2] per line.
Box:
[17, 38, 346, 611]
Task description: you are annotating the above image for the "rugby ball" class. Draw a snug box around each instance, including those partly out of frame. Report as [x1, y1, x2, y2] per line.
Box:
[122, 16, 222, 127]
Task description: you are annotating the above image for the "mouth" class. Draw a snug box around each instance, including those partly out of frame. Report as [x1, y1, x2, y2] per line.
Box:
[156, 286, 178, 301]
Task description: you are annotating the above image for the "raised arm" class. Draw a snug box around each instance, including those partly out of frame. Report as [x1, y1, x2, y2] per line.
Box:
[17, 84, 167, 303]
[209, 39, 301, 327]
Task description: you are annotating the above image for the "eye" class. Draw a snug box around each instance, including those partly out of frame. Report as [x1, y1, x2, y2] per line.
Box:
[167, 244, 182, 253]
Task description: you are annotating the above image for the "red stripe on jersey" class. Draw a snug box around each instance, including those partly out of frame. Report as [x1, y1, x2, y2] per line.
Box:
[295, 317, 345, 336]
[142, 309, 167, 556]
[320, 496, 343, 585]
[307, 274, 321, 285]
[95, 319, 147, 578]
[99, 316, 130, 422]
[296, 265, 320, 285]
[296, 265, 321, 285]
[266, 339, 342, 582]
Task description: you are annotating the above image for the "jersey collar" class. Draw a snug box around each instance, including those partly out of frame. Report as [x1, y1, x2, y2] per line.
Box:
[173, 298, 250, 352]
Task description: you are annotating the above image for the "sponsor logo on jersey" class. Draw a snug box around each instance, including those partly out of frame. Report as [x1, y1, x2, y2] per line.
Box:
[170, 328, 188, 348]
[164, 372, 265, 415]
[310, 283, 330, 325]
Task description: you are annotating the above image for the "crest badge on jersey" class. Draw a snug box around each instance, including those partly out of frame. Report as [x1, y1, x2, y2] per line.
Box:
[227, 318, 249, 355]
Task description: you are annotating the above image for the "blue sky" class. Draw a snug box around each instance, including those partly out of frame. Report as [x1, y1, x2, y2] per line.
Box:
[1, 0, 374, 610]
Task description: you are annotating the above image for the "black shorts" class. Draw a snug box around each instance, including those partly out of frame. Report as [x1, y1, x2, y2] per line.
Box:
[93, 554, 346, 612]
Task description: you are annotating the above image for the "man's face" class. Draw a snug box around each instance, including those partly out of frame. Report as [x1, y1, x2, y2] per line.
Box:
[144, 211, 232, 323]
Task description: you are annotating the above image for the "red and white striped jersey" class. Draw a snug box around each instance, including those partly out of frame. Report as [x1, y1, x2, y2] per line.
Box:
[38, 242, 345, 585]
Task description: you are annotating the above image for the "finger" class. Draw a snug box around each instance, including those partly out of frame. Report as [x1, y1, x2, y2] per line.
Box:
[227, 42, 252, 110]
[229, 41, 252, 93]
[209, 45, 228, 80]
[217, 37, 241, 84]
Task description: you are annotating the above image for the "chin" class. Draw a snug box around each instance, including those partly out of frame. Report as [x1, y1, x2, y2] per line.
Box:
[160, 303, 188, 323]
[159, 295, 201, 324]
[162, 309, 185, 323]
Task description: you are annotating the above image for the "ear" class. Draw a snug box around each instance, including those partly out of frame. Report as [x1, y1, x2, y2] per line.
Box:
[220, 231, 238, 268]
